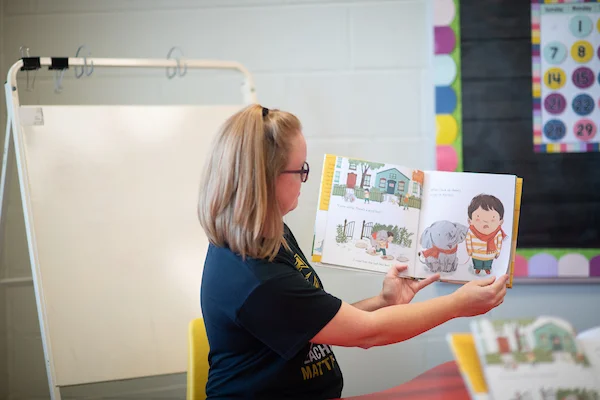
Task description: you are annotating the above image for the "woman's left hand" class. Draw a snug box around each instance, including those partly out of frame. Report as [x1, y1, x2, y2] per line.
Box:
[380, 264, 440, 306]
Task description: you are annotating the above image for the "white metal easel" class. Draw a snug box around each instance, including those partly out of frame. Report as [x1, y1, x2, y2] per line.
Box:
[1, 55, 257, 400]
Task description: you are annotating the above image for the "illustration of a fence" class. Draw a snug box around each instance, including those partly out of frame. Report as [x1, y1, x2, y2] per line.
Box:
[332, 185, 347, 196]
[331, 184, 384, 202]
[407, 196, 421, 209]
[361, 221, 373, 240]
[343, 219, 355, 238]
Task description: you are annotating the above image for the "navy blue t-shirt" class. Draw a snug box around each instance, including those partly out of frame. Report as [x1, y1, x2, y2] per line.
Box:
[200, 224, 344, 399]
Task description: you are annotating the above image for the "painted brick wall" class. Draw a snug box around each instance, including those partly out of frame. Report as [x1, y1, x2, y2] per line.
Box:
[7, 1, 598, 399]
[1, 1, 599, 400]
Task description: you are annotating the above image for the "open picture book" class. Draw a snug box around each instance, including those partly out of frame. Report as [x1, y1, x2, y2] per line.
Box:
[447, 317, 600, 400]
[311, 154, 523, 287]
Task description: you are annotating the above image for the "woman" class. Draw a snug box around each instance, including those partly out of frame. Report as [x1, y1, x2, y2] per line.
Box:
[197, 104, 508, 399]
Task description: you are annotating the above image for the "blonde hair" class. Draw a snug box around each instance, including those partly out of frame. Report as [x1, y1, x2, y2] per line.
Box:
[197, 104, 302, 261]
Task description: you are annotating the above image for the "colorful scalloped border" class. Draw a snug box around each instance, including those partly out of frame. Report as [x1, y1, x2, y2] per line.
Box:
[531, 1, 542, 150]
[531, 0, 600, 154]
[434, 0, 463, 172]
[514, 249, 600, 281]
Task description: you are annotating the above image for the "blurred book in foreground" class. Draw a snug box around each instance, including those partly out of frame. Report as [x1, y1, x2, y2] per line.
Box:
[448, 317, 600, 400]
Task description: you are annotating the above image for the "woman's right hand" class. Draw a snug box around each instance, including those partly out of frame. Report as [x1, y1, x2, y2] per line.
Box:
[311, 274, 509, 350]
[451, 275, 509, 317]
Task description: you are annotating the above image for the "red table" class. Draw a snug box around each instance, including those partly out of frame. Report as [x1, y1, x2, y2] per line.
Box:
[341, 361, 470, 400]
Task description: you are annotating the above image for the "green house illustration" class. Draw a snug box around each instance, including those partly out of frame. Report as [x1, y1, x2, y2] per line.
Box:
[374, 168, 410, 196]
[532, 321, 577, 353]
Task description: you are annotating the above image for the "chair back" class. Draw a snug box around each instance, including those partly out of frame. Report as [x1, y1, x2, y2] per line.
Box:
[187, 318, 210, 400]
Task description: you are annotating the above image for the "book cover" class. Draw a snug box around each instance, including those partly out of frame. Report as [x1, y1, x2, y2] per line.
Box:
[447, 333, 489, 400]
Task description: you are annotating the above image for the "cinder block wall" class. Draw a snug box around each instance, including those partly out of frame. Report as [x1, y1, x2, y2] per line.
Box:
[2, 1, 545, 399]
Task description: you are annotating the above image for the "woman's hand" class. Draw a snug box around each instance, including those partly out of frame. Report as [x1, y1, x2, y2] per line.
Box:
[380, 265, 440, 306]
[451, 274, 508, 317]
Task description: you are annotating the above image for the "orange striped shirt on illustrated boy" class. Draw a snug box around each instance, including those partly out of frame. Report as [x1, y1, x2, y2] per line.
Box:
[465, 226, 506, 261]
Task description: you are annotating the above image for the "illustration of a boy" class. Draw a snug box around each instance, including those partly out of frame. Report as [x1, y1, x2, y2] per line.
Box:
[364, 188, 370, 203]
[465, 194, 507, 274]
[368, 230, 394, 257]
[402, 193, 410, 210]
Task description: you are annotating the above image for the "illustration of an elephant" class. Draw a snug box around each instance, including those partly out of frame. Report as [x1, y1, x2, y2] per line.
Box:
[418, 220, 468, 273]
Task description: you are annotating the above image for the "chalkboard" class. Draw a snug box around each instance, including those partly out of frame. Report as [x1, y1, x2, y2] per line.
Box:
[459, 0, 600, 280]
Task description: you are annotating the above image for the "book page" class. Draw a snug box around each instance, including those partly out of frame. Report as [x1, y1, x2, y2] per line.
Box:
[470, 317, 600, 400]
[316, 154, 424, 275]
[577, 338, 600, 377]
[415, 171, 516, 282]
[577, 326, 600, 374]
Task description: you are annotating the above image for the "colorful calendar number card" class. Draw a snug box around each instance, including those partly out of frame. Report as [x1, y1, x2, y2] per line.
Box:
[531, 1, 600, 153]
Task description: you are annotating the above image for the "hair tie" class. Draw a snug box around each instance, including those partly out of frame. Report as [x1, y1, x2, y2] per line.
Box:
[262, 107, 269, 118]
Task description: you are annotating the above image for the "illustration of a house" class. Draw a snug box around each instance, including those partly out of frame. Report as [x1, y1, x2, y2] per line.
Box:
[530, 318, 577, 354]
[333, 157, 355, 188]
[375, 168, 410, 196]
[478, 317, 581, 359]
[333, 157, 342, 185]
[346, 171, 357, 188]
[334, 157, 372, 190]
[411, 170, 424, 198]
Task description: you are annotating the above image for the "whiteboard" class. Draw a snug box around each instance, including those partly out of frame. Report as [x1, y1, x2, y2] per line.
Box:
[16, 105, 243, 387]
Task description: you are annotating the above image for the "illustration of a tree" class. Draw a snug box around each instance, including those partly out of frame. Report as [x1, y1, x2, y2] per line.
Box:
[348, 159, 385, 188]
[397, 227, 414, 248]
[335, 224, 349, 244]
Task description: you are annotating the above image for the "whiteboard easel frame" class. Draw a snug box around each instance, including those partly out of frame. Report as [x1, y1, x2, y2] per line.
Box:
[2, 56, 257, 400]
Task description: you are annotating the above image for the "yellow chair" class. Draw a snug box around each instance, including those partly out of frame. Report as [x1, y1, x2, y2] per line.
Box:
[187, 318, 210, 400]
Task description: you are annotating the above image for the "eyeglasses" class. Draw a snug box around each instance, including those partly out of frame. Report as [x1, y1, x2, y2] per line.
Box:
[282, 161, 310, 183]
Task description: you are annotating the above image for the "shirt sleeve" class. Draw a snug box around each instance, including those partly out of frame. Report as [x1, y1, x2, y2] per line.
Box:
[236, 268, 342, 360]
[496, 231, 503, 252]
[466, 231, 473, 253]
